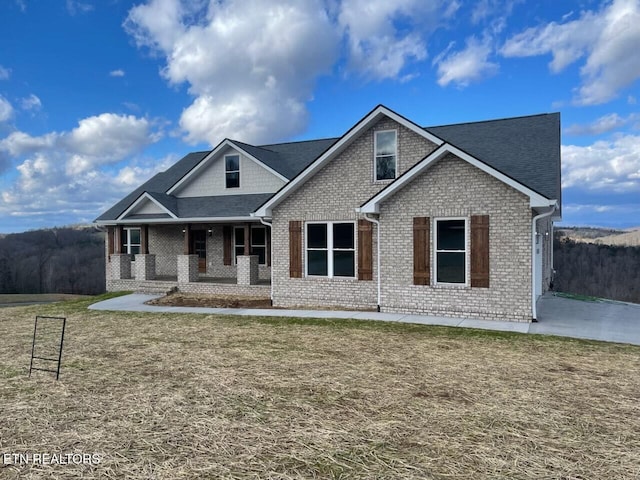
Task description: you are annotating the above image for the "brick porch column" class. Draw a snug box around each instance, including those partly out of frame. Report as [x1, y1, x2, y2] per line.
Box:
[177, 255, 198, 283]
[237, 255, 259, 285]
[135, 254, 156, 280]
[111, 254, 132, 280]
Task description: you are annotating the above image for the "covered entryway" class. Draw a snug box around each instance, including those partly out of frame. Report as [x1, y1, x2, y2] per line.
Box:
[192, 230, 207, 273]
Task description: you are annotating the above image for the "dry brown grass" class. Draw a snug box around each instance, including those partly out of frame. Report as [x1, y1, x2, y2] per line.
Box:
[1, 296, 639, 479]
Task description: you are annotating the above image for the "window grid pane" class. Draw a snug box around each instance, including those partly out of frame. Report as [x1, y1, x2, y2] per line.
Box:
[307, 250, 328, 276]
[307, 224, 327, 249]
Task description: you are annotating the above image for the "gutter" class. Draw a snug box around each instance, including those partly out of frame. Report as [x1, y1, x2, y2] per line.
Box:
[531, 204, 556, 321]
[258, 216, 274, 303]
[362, 213, 381, 312]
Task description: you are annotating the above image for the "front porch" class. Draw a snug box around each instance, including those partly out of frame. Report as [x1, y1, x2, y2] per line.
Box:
[106, 275, 271, 296]
[106, 222, 272, 294]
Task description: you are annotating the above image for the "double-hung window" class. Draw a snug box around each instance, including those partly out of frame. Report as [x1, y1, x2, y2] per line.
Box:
[250, 226, 267, 265]
[122, 227, 141, 259]
[435, 219, 467, 284]
[374, 130, 397, 181]
[306, 222, 355, 277]
[225, 154, 240, 188]
[234, 226, 267, 265]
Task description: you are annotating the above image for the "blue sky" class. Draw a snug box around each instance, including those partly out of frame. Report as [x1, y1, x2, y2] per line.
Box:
[0, 0, 639, 233]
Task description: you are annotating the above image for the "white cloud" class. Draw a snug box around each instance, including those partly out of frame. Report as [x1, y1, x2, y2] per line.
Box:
[125, 0, 338, 145]
[63, 113, 160, 163]
[124, 0, 460, 145]
[110, 69, 125, 77]
[0, 65, 10, 80]
[337, 0, 457, 80]
[0, 95, 14, 122]
[434, 36, 498, 87]
[565, 113, 640, 136]
[501, 0, 640, 105]
[20, 94, 42, 111]
[66, 0, 94, 16]
[562, 135, 640, 192]
[0, 113, 166, 221]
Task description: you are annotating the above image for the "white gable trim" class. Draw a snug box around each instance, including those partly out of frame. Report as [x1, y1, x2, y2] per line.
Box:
[167, 140, 287, 195]
[359, 143, 557, 214]
[253, 105, 445, 217]
[117, 192, 178, 220]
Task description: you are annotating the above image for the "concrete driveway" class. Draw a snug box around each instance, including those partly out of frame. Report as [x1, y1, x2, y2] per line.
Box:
[90, 293, 640, 346]
[533, 294, 640, 345]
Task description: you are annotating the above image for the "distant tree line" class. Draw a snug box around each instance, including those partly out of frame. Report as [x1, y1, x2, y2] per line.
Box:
[553, 235, 640, 303]
[0, 227, 105, 295]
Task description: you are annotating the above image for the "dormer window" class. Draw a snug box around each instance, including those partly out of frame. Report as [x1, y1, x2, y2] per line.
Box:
[225, 154, 240, 188]
[374, 130, 397, 181]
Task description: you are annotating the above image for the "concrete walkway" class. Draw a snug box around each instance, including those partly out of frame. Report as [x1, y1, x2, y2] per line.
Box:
[89, 293, 640, 346]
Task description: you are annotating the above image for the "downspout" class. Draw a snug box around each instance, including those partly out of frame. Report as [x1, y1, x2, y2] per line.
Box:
[363, 213, 381, 312]
[259, 217, 273, 303]
[531, 206, 555, 321]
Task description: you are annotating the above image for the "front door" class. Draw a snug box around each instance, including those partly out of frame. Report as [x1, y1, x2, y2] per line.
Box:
[192, 230, 207, 273]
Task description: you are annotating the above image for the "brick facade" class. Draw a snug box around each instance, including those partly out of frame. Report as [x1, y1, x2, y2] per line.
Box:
[378, 155, 532, 322]
[271, 117, 437, 310]
[271, 117, 536, 321]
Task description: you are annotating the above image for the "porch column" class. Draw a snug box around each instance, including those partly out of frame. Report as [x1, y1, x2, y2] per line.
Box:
[177, 255, 198, 283]
[110, 254, 132, 279]
[114, 226, 124, 254]
[244, 222, 250, 255]
[135, 255, 156, 280]
[140, 225, 149, 254]
[183, 223, 192, 255]
[237, 255, 259, 285]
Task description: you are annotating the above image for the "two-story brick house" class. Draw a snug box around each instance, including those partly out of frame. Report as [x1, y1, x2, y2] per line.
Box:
[96, 105, 561, 321]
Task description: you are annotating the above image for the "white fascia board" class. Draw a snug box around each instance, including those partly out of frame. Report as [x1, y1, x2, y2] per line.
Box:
[116, 192, 178, 220]
[97, 216, 259, 225]
[254, 105, 445, 218]
[360, 143, 557, 213]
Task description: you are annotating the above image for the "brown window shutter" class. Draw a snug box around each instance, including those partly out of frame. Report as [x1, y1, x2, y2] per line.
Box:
[413, 217, 430, 285]
[289, 220, 302, 278]
[358, 219, 373, 281]
[107, 227, 115, 260]
[223, 226, 233, 266]
[471, 215, 490, 288]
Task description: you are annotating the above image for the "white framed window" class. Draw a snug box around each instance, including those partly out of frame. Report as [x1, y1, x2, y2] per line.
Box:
[122, 227, 141, 257]
[374, 129, 397, 181]
[250, 226, 267, 265]
[225, 154, 240, 188]
[234, 226, 267, 265]
[434, 218, 467, 285]
[306, 222, 355, 278]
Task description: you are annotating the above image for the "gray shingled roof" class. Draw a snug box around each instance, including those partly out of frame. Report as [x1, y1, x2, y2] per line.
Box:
[96, 112, 560, 223]
[426, 113, 561, 201]
[174, 193, 274, 218]
[233, 138, 338, 179]
[96, 151, 208, 222]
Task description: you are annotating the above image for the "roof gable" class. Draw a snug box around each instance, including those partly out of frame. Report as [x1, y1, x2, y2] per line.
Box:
[359, 144, 558, 214]
[253, 105, 445, 217]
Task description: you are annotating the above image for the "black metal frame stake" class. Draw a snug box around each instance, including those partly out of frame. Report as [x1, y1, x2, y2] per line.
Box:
[29, 316, 66, 380]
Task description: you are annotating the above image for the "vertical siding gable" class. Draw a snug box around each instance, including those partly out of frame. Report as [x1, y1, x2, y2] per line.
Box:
[174, 147, 286, 198]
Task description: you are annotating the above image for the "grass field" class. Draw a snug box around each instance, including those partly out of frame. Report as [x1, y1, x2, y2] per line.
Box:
[1, 295, 639, 479]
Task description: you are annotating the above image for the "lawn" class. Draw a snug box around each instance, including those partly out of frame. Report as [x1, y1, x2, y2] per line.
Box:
[1, 295, 639, 479]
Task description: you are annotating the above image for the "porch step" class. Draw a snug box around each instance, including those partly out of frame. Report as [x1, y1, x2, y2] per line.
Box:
[131, 280, 177, 295]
